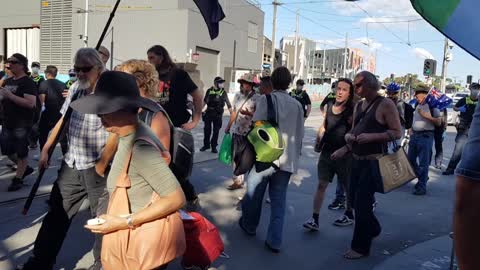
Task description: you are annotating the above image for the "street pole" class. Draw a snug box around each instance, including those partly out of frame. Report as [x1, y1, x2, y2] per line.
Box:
[271, 0, 279, 69]
[294, 9, 299, 77]
[343, 32, 348, 78]
[110, 27, 114, 70]
[83, 0, 89, 47]
[322, 45, 326, 82]
[440, 37, 449, 92]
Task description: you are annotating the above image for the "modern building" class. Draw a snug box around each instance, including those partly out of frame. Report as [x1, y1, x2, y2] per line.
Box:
[1, 0, 264, 92]
[278, 34, 376, 84]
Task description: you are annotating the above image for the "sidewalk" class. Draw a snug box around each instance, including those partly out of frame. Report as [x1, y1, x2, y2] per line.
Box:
[373, 235, 456, 270]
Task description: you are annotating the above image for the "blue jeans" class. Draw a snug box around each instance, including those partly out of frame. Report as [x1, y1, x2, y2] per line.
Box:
[335, 182, 345, 202]
[446, 128, 469, 171]
[456, 103, 480, 180]
[240, 167, 292, 249]
[408, 131, 434, 192]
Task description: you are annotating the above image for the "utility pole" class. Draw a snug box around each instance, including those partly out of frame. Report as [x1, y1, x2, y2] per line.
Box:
[294, 9, 299, 77]
[322, 44, 326, 82]
[110, 27, 114, 70]
[271, 0, 280, 69]
[83, 0, 89, 47]
[343, 32, 348, 78]
[440, 37, 451, 92]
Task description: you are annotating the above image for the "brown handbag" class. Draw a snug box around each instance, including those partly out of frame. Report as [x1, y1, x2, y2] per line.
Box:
[101, 137, 186, 270]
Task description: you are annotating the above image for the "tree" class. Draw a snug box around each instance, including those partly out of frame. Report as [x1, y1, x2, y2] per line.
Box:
[382, 74, 422, 89]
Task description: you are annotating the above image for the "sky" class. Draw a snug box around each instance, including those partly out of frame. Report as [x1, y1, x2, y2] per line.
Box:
[256, 0, 480, 83]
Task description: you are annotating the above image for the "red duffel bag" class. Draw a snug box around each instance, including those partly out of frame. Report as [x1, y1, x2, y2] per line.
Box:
[181, 212, 224, 270]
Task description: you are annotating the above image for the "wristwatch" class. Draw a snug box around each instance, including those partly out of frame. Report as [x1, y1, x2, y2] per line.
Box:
[126, 215, 135, 229]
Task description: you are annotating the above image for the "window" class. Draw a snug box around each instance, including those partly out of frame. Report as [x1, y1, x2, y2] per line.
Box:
[248, 21, 258, 53]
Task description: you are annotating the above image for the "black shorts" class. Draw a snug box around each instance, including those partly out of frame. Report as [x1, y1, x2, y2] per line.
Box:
[0, 127, 30, 158]
[317, 150, 352, 184]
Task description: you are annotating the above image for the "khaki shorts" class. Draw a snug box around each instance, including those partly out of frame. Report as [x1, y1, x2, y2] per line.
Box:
[317, 150, 352, 184]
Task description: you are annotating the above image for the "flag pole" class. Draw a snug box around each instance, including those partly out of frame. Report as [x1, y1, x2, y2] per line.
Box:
[95, 0, 121, 50]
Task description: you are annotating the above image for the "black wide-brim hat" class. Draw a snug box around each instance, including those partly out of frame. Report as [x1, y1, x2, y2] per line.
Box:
[70, 71, 159, 115]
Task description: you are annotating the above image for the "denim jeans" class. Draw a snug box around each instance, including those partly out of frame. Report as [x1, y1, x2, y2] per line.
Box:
[446, 128, 469, 172]
[335, 182, 346, 202]
[240, 167, 292, 249]
[456, 102, 480, 180]
[433, 127, 445, 166]
[408, 131, 434, 192]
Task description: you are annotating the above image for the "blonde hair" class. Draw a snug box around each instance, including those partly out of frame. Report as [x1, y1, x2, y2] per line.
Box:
[117, 59, 159, 98]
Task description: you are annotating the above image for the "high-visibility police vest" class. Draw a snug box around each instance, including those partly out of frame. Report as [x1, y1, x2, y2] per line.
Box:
[466, 96, 478, 106]
[205, 87, 226, 115]
[66, 80, 74, 89]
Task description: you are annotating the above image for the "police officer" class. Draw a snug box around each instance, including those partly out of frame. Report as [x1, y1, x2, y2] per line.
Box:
[200, 77, 233, 153]
[29, 61, 44, 149]
[65, 69, 77, 90]
[30, 62, 45, 88]
[320, 81, 337, 113]
[290, 79, 312, 119]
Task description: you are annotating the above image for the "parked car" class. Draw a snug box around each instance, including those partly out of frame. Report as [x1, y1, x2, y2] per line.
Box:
[447, 103, 459, 126]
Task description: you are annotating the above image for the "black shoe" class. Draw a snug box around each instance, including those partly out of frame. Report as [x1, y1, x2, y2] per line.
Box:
[16, 256, 54, 270]
[328, 199, 345, 210]
[264, 241, 280, 253]
[200, 146, 210, 152]
[29, 144, 38, 150]
[413, 189, 426, 196]
[238, 218, 256, 236]
[8, 177, 23, 192]
[22, 166, 34, 179]
[442, 170, 454, 175]
[211, 147, 218, 154]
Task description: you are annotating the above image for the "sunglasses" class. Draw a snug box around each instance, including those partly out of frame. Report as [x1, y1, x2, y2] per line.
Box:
[6, 59, 20, 65]
[69, 74, 77, 77]
[74, 66, 94, 73]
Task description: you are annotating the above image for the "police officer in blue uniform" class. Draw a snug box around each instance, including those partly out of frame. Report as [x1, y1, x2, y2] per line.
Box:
[200, 77, 233, 153]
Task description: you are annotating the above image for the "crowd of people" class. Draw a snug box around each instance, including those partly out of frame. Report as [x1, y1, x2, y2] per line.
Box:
[0, 44, 478, 270]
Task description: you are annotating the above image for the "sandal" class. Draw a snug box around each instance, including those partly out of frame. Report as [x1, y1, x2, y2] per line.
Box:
[227, 182, 244, 190]
[344, 249, 368, 260]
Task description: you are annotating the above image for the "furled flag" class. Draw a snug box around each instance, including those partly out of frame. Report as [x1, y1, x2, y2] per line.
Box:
[193, 0, 226, 40]
[411, 0, 480, 60]
[425, 87, 453, 110]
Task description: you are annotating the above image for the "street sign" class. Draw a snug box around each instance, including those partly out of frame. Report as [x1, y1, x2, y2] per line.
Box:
[423, 59, 437, 76]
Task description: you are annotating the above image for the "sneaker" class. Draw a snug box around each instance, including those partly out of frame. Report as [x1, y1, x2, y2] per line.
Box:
[372, 201, 378, 212]
[29, 144, 38, 150]
[303, 218, 319, 231]
[442, 170, 454, 176]
[328, 199, 345, 210]
[8, 177, 24, 192]
[333, 215, 354, 227]
[22, 166, 34, 179]
[199, 146, 210, 152]
[6, 163, 17, 171]
[211, 147, 218, 154]
[413, 189, 426, 196]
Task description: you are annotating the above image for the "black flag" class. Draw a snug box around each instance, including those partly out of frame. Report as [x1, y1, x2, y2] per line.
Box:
[193, 0, 225, 40]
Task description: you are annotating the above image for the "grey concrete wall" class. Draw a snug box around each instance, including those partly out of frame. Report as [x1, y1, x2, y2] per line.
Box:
[0, 0, 40, 58]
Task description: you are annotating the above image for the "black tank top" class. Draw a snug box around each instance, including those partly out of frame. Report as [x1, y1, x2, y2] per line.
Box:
[323, 103, 352, 152]
[351, 96, 388, 156]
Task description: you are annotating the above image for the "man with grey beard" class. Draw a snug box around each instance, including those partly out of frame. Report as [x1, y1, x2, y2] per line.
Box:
[19, 48, 117, 270]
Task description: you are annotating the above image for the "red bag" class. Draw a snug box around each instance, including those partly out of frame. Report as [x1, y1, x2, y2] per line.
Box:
[181, 212, 224, 270]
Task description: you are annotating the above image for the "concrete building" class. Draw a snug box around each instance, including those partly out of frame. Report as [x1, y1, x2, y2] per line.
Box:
[280, 35, 316, 80]
[1, 0, 264, 92]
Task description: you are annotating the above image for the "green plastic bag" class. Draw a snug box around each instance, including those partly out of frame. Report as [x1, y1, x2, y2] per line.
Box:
[218, 133, 233, 165]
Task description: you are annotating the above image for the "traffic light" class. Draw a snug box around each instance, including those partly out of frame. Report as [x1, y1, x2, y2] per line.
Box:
[423, 59, 437, 76]
[467, 75, 473, 84]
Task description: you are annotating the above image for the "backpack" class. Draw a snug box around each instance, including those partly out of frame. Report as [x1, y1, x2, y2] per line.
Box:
[403, 102, 414, 129]
[143, 102, 195, 179]
[247, 94, 285, 172]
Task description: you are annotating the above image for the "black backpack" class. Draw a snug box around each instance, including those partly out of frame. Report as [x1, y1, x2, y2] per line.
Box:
[143, 102, 195, 179]
[403, 102, 414, 129]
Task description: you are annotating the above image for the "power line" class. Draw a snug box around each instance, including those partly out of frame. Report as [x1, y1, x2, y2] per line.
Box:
[352, 2, 412, 47]
[281, 5, 344, 37]
[299, 9, 420, 19]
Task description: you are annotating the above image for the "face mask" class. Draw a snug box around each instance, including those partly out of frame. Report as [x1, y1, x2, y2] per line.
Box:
[471, 89, 479, 98]
[296, 86, 303, 91]
[218, 83, 224, 89]
[70, 76, 77, 82]
[32, 67, 40, 74]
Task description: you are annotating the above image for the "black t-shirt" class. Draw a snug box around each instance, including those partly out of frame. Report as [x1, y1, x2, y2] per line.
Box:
[2, 76, 38, 129]
[157, 68, 198, 127]
[455, 97, 478, 128]
[289, 90, 312, 117]
[39, 79, 66, 119]
[323, 102, 352, 152]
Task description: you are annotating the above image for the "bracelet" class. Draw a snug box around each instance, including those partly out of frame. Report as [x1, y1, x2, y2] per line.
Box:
[126, 215, 135, 229]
